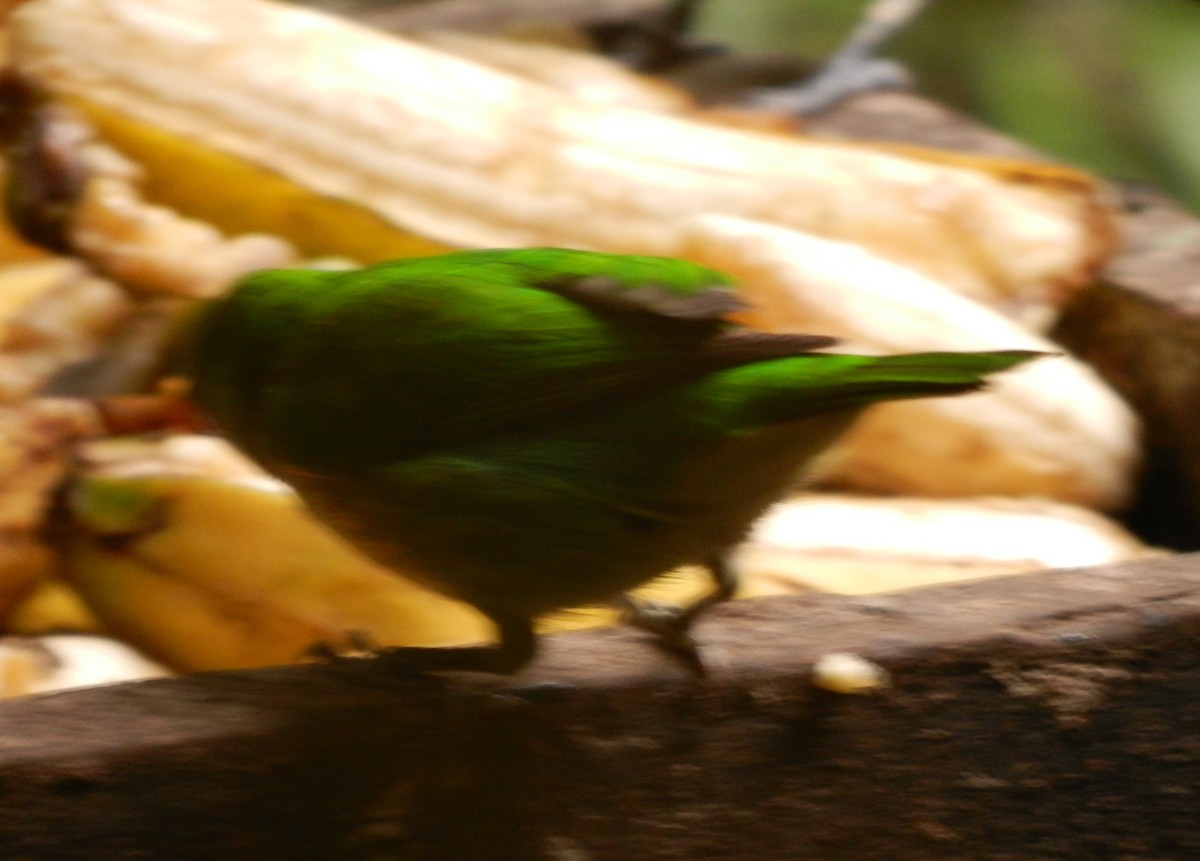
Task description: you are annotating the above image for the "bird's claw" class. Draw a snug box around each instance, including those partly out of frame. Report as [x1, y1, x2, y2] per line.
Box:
[620, 597, 688, 636]
[304, 635, 511, 676]
[303, 629, 380, 663]
[619, 596, 707, 675]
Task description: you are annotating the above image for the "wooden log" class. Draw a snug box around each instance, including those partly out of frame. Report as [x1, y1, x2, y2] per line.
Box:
[2, 554, 1199, 860]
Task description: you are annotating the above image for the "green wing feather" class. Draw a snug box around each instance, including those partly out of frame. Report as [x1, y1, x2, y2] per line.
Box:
[187, 249, 836, 466]
[186, 248, 1039, 472]
[694, 349, 1038, 429]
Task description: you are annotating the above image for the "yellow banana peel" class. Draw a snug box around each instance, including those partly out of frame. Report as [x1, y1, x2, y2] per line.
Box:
[78, 103, 453, 265]
[4, 576, 106, 636]
[65, 463, 492, 671]
[0, 398, 106, 628]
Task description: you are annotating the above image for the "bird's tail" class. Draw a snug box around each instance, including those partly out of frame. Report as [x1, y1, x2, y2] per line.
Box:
[814, 349, 1044, 403]
[716, 349, 1047, 426]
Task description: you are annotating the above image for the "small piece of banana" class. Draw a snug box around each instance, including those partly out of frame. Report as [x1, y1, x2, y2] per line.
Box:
[0, 634, 169, 698]
[811, 653, 890, 694]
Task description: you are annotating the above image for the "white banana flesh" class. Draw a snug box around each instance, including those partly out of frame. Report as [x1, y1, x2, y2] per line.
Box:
[8, 0, 1114, 318]
[737, 493, 1158, 597]
[0, 634, 169, 698]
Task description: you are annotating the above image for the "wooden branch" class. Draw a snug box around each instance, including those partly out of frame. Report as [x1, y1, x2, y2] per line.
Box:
[3, 554, 1200, 860]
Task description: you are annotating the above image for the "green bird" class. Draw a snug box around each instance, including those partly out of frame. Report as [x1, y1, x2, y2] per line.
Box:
[181, 248, 1039, 673]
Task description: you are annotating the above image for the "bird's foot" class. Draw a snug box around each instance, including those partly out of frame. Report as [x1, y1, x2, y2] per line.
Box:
[304, 629, 380, 663]
[619, 597, 707, 676]
[306, 617, 535, 675]
[618, 555, 738, 675]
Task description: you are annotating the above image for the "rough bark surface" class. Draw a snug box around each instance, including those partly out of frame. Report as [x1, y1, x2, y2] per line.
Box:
[2, 554, 1200, 860]
[1053, 190, 1200, 549]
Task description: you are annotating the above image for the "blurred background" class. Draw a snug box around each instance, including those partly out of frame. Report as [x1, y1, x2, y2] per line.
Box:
[697, 0, 1200, 213]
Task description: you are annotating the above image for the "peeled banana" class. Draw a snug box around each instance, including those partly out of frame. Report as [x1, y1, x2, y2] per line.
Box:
[0, 633, 168, 698]
[737, 494, 1158, 597]
[7, 0, 1115, 316]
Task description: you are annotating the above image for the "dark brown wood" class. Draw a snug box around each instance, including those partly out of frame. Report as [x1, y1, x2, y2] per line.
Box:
[3, 554, 1200, 860]
[805, 89, 1048, 160]
[1053, 189, 1200, 549]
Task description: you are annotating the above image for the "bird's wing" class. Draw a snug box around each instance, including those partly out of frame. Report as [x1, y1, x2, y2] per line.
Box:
[426, 328, 841, 447]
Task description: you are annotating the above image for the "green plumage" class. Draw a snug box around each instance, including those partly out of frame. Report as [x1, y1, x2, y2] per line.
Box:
[184, 248, 1039, 671]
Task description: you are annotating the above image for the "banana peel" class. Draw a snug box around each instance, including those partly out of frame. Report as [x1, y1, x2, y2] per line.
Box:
[6, 0, 1115, 319]
[0, 398, 104, 627]
[64, 447, 492, 671]
[4, 575, 106, 635]
[76, 104, 451, 268]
